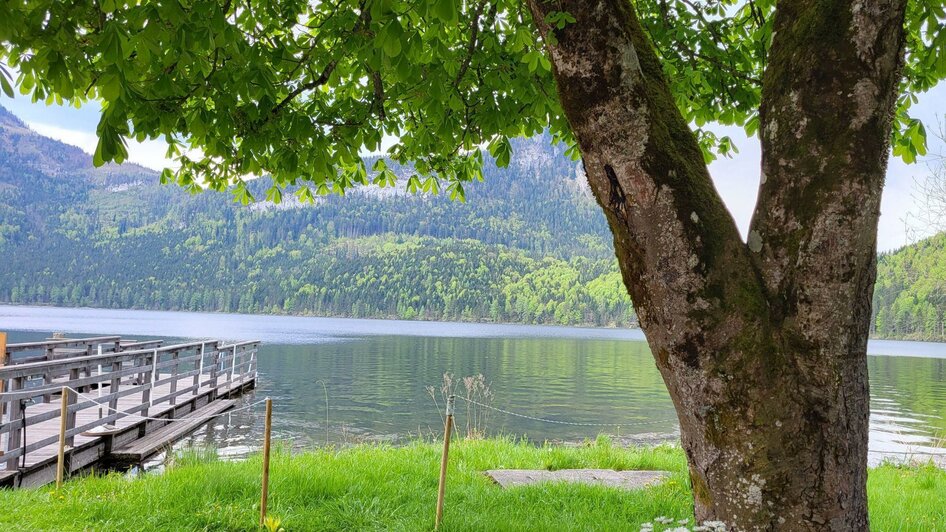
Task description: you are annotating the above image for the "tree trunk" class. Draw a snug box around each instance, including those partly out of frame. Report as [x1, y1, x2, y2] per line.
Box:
[527, 0, 907, 529]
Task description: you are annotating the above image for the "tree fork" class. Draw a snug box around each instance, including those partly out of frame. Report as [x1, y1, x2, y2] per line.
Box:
[528, 0, 908, 529]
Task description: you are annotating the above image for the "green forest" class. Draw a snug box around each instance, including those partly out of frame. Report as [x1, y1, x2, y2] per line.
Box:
[0, 105, 635, 327]
[0, 105, 943, 338]
[873, 233, 946, 340]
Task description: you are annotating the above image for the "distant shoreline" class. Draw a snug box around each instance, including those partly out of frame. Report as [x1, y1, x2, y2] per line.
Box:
[0, 300, 640, 331]
[0, 302, 946, 358]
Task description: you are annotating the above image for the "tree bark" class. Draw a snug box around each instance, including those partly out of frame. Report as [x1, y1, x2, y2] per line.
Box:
[526, 0, 907, 529]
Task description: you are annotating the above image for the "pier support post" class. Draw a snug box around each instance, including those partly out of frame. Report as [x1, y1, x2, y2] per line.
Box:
[435, 395, 455, 530]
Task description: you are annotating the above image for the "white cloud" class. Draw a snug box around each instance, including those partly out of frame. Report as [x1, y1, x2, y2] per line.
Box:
[28, 122, 99, 153]
[15, 82, 946, 252]
[27, 121, 179, 172]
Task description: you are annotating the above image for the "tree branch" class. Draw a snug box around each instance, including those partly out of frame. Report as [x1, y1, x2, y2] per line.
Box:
[749, 0, 908, 320]
[526, 0, 759, 346]
[453, 1, 492, 90]
[271, 59, 338, 117]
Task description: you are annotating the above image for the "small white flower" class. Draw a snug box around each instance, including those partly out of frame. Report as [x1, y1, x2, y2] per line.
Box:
[655, 516, 674, 524]
[678, 519, 690, 525]
[701, 521, 728, 532]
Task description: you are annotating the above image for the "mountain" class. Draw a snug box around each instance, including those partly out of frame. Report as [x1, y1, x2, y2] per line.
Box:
[0, 105, 636, 327]
[1, 105, 942, 338]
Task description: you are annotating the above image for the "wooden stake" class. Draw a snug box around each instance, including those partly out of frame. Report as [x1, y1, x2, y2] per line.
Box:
[259, 397, 273, 527]
[435, 395, 456, 531]
[56, 386, 69, 490]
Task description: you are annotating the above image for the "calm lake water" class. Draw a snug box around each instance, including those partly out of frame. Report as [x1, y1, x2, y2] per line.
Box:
[2, 305, 945, 465]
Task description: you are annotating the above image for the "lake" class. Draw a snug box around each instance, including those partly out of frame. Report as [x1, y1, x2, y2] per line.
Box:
[2, 305, 945, 466]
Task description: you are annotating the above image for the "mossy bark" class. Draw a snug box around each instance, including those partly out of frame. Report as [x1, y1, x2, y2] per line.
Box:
[527, 0, 907, 529]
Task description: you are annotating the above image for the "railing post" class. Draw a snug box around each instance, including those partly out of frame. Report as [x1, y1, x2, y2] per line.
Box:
[136, 352, 145, 388]
[210, 346, 220, 394]
[109, 360, 121, 416]
[194, 342, 205, 396]
[169, 349, 180, 406]
[83, 344, 95, 391]
[228, 345, 237, 387]
[65, 369, 79, 447]
[96, 345, 104, 418]
[5, 377, 23, 470]
[141, 352, 155, 416]
[43, 346, 54, 403]
[239, 346, 248, 386]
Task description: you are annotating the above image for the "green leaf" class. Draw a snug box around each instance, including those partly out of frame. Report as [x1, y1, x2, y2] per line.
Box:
[100, 25, 125, 63]
[232, 182, 255, 205]
[381, 21, 403, 57]
[523, 50, 542, 73]
[407, 175, 421, 194]
[488, 137, 512, 168]
[266, 185, 283, 203]
[448, 181, 466, 202]
[98, 72, 122, 101]
[744, 115, 760, 137]
[0, 71, 13, 98]
[422, 176, 440, 194]
[93, 137, 110, 167]
[433, 0, 457, 23]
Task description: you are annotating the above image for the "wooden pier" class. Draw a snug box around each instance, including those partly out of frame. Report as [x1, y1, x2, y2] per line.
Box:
[0, 335, 259, 488]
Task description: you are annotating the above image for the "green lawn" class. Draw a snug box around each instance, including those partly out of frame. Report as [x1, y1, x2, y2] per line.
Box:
[0, 437, 943, 531]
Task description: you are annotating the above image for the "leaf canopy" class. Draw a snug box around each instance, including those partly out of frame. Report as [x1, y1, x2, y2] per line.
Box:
[1, 0, 943, 199]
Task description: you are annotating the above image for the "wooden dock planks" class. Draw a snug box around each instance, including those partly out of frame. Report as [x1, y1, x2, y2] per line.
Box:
[1, 336, 260, 488]
[110, 399, 237, 463]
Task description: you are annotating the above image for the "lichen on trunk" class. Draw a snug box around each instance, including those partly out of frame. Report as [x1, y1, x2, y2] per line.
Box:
[526, 0, 908, 529]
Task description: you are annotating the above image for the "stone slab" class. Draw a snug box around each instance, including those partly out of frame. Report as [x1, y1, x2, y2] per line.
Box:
[485, 469, 669, 490]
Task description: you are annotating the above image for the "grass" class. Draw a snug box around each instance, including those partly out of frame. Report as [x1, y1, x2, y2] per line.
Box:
[0, 437, 943, 531]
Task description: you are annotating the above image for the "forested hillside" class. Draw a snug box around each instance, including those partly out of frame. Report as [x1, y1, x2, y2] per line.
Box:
[1, 105, 942, 337]
[0, 105, 635, 326]
[872, 233, 946, 340]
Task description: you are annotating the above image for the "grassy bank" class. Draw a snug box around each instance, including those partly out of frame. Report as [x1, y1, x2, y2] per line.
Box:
[0, 438, 943, 531]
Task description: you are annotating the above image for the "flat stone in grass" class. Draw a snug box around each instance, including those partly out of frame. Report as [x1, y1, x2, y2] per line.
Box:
[485, 469, 669, 491]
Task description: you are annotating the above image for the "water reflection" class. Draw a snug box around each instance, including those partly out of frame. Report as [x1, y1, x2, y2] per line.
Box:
[867, 356, 946, 463]
[3, 307, 945, 468]
[176, 336, 946, 467]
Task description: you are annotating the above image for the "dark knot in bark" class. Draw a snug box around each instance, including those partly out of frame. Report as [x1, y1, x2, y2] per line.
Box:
[604, 164, 628, 224]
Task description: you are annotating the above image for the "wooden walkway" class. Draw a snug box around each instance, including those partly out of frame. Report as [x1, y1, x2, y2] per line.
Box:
[0, 335, 259, 488]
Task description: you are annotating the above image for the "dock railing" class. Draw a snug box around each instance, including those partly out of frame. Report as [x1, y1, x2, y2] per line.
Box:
[3, 336, 166, 405]
[0, 339, 259, 471]
[4, 336, 123, 366]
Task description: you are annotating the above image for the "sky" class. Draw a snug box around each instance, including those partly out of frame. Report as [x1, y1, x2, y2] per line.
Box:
[2, 84, 944, 252]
